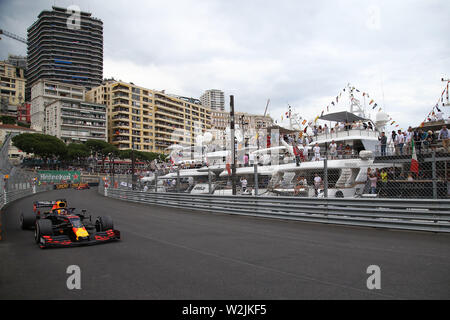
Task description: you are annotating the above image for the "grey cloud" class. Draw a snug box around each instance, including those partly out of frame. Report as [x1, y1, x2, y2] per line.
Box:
[1, 0, 449, 128]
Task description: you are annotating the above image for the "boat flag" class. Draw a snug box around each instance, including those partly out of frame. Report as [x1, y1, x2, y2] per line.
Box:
[369, 99, 374, 105]
[410, 139, 419, 175]
[372, 103, 378, 109]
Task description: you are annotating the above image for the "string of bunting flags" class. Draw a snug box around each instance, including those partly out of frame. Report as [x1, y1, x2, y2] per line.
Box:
[299, 83, 401, 133]
[419, 80, 449, 127]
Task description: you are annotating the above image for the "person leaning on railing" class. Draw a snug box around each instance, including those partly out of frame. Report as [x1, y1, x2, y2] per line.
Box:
[438, 125, 449, 152]
[368, 173, 378, 194]
[378, 132, 387, 156]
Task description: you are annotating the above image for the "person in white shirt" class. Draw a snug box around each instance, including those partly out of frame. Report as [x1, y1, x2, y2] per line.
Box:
[313, 143, 321, 161]
[329, 140, 337, 159]
[303, 144, 309, 161]
[313, 174, 322, 196]
[240, 177, 248, 193]
[394, 130, 405, 155]
[404, 127, 413, 154]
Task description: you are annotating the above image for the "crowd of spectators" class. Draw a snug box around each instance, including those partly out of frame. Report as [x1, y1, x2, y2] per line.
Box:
[379, 125, 449, 156]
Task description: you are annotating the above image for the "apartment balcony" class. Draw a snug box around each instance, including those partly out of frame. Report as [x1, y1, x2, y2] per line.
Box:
[112, 121, 130, 128]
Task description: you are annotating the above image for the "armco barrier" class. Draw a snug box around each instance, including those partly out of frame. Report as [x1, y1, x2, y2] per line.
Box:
[0, 184, 54, 240]
[100, 185, 450, 233]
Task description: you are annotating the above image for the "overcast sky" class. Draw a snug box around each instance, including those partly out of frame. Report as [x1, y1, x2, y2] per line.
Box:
[1, 0, 449, 130]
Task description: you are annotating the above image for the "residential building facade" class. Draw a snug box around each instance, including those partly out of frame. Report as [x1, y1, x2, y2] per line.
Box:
[44, 99, 107, 143]
[30, 79, 85, 131]
[211, 110, 273, 131]
[0, 60, 26, 117]
[26, 6, 103, 100]
[87, 80, 212, 153]
[200, 89, 225, 111]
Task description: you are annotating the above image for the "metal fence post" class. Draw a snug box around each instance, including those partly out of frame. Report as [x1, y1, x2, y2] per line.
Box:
[323, 156, 328, 198]
[177, 166, 180, 193]
[154, 171, 158, 193]
[208, 168, 212, 194]
[432, 151, 437, 199]
[254, 163, 258, 196]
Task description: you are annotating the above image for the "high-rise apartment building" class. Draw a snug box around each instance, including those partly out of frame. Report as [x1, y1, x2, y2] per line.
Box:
[87, 80, 212, 153]
[26, 6, 103, 100]
[200, 89, 225, 111]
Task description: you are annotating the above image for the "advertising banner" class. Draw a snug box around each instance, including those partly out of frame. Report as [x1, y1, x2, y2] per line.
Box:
[38, 171, 81, 183]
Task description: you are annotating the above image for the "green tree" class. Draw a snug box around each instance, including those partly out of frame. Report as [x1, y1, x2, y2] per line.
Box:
[12, 133, 67, 168]
[66, 143, 90, 167]
[85, 139, 112, 172]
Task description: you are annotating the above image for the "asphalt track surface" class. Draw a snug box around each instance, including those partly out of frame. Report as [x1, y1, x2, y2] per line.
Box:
[0, 188, 449, 300]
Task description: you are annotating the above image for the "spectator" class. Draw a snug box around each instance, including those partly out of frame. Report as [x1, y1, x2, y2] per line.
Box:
[426, 130, 436, 151]
[378, 132, 387, 156]
[421, 130, 429, 152]
[303, 144, 309, 161]
[240, 177, 248, 193]
[313, 126, 318, 137]
[414, 129, 423, 154]
[368, 173, 377, 194]
[391, 130, 397, 146]
[329, 140, 337, 159]
[313, 143, 321, 161]
[314, 173, 322, 197]
[438, 125, 449, 152]
[344, 144, 352, 158]
[293, 143, 302, 166]
[244, 154, 249, 167]
[379, 169, 388, 196]
[405, 126, 413, 154]
[337, 143, 344, 159]
[394, 130, 405, 155]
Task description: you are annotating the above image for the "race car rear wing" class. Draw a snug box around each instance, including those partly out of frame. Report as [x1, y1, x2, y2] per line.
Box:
[33, 199, 67, 208]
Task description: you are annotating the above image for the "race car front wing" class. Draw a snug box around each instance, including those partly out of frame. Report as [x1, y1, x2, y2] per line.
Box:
[38, 229, 121, 248]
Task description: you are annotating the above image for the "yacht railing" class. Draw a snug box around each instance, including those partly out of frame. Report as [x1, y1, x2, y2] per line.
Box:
[310, 128, 379, 143]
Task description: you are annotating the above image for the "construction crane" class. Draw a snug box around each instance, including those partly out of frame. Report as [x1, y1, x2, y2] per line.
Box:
[0, 29, 27, 44]
[263, 98, 270, 117]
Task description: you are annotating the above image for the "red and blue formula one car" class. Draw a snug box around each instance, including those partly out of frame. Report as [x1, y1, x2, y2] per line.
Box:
[20, 199, 120, 248]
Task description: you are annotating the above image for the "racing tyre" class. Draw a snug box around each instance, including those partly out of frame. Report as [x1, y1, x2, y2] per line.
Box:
[35, 219, 53, 243]
[97, 216, 114, 232]
[20, 211, 36, 230]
